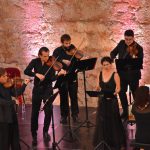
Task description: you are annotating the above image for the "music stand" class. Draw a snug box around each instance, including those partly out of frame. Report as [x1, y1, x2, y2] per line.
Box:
[115, 58, 143, 104]
[75, 58, 97, 128]
[86, 90, 114, 150]
[41, 91, 60, 150]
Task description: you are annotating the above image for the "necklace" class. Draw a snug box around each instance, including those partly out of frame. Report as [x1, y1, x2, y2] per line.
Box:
[137, 102, 150, 111]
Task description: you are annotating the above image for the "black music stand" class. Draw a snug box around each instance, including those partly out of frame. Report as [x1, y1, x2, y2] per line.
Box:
[115, 58, 143, 104]
[75, 58, 97, 128]
[41, 91, 60, 150]
[86, 90, 115, 150]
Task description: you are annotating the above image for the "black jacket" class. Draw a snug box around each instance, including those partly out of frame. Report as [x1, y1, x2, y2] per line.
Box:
[110, 40, 143, 80]
[24, 58, 57, 88]
[0, 83, 26, 123]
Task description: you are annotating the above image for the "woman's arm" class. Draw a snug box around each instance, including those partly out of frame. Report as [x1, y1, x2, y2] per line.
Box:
[114, 72, 120, 95]
[96, 72, 101, 91]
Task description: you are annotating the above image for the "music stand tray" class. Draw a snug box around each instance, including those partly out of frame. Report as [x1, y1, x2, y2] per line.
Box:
[86, 91, 102, 97]
[75, 57, 97, 72]
[86, 90, 116, 99]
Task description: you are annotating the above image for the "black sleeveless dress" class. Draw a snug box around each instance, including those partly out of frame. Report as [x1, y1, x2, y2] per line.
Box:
[93, 72, 126, 150]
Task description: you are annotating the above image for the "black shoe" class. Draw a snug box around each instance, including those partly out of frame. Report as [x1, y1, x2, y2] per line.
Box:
[32, 135, 37, 145]
[43, 132, 51, 142]
[60, 117, 67, 124]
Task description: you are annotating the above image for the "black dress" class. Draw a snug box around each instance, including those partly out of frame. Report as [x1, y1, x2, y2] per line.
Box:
[132, 104, 150, 144]
[93, 72, 126, 150]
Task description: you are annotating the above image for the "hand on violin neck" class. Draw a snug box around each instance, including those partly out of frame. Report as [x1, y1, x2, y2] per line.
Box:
[35, 73, 45, 81]
[62, 59, 71, 66]
[57, 69, 66, 76]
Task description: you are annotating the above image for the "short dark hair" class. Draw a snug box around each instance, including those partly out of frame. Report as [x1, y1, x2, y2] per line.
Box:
[0, 67, 6, 77]
[124, 29, 134, 37]
[134, 86, 150, 108]
[101, 56, 113, 65]
[38, 47, 49, 56]
[61, 34, 71, 43]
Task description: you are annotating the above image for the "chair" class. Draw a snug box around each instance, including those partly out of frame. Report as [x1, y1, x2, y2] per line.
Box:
[5, 67, 26, 114]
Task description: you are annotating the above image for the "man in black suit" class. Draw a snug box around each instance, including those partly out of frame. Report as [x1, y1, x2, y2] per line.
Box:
[24, 47, 65, 145]
[110, 29, 143, 120]
[53, 34, 80, 124]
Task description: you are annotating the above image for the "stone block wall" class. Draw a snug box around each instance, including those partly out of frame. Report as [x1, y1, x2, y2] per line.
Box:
[0, 0, 150, 106]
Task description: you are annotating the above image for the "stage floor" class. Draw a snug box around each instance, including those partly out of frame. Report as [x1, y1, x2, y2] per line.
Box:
[17, 105, 135, 150]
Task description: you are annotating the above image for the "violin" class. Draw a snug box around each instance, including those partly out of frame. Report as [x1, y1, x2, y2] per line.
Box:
[46, 56, 63, 71]
[127, 42, 138, 58]
[63, 44, 84, 60]
[4, 77, 24, 88]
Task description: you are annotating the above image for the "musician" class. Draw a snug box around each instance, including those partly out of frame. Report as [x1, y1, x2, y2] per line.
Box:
[53, 34, 80, 124]
[24, 47, 65, 145]
[132, 86, 150, 147]
[110, 29, 143, 120]
[0, 67, 30, 150]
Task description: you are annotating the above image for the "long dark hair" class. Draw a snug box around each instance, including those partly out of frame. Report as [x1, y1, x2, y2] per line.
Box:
[134, 86, 150, 108]
[101, 56, 113, 65]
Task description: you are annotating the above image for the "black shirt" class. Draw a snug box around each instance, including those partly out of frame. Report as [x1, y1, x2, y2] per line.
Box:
[53, 45, 78, 81]
[110, 40, 143, 60]
[24, 58, 57, 87]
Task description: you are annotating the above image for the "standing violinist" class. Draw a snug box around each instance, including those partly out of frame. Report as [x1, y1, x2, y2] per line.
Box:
[110, 29, 143, 120]
[24, 47, 65, 145]
[0, 67, 30, 150]
[53, 34, 80, 124]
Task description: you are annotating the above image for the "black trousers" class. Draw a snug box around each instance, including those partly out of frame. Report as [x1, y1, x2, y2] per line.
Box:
[119, 73, 139, 114]
[31, 86, 53, 137]
[0, 111, 21, 150]
[59, 80, 79, 118]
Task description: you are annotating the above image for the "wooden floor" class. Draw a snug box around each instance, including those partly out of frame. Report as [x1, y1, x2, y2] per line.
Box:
[17, 105, 135, 150]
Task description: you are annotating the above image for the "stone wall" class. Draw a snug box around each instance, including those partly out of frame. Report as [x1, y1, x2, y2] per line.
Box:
[0, 0, 150, 106]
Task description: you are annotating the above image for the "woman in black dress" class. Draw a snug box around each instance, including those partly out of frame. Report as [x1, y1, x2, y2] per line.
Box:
[93, 56, 126, 150]
[132, 86, 150, 150]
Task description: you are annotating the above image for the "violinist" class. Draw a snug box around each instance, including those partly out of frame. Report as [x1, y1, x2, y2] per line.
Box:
[110, 29, 143, 120]
[24, 47, 65, 145]
[53, 34, 81, 124]
[0, 67, 30, 150]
